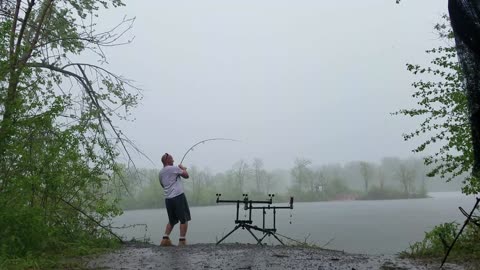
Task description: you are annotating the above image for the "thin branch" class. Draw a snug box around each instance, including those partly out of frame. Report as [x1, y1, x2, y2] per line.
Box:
[59, 197, 124, 243]
[321, 237, 335, 249]
[8, 0, 21, 63]
[18, 0, 53, 65]
[458, 206, 480, 226]
[440, 198, 480, 268]
[34, 16, 135, 49]
[77, 64, 135, 169]
[13, 0, 33, 59]
[25, 61, 154, 195]
[62, 62, 139, 89]
[92, 15, 135, 45]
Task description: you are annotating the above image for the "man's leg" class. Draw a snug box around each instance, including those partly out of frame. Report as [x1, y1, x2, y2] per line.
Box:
[177, 194, 190, 246]
[178, 222, 188, 246]
[164, 222, 174, 236]
[180, 222, 188, 238]
[160, 223, 174, 246]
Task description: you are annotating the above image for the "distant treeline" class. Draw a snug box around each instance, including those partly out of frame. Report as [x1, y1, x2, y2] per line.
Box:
[114, 157, 464, 210]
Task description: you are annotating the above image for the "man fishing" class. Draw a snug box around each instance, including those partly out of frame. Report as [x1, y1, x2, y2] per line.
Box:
[159, 153, 190, 246]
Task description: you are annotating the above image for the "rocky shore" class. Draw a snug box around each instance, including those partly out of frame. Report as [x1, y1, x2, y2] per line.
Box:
[85, 242, 470, 270]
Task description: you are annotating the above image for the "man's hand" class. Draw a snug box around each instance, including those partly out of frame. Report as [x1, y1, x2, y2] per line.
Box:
[178, 164, 187, 170]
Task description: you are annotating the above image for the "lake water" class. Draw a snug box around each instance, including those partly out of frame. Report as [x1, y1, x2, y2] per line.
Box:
[112, 192, 476, 255]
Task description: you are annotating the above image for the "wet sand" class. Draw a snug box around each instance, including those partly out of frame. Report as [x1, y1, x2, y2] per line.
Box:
[85, 242, 469, 270]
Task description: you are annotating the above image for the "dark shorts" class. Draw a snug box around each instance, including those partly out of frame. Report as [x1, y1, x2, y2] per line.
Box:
[165, 193, 191, 225]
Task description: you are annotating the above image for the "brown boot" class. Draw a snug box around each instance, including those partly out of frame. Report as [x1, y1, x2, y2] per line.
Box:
[160, 236, 173, 246]
[178, 238, 187, 246]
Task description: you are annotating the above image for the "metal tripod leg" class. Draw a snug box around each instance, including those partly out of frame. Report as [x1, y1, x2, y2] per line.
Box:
[257, 231, 285, 246]
[216, 224, 241, 245]
[244, 225, 262, 244]
[258, 233, 269, 244]
[271, 232, 285, 245]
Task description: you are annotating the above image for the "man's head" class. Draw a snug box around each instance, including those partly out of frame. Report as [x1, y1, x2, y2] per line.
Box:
[161, 153, 174, 166]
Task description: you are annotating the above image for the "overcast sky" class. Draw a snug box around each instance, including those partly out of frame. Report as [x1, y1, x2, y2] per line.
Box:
[94, 0, 449, 172]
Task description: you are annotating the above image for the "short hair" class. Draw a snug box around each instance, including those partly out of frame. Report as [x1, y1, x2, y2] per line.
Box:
[161, 153, 169, 165]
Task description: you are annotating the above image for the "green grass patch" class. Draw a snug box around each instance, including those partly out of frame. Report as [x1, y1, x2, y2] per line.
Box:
[0, 237, 121, 270]
[400, 222, 480, 264]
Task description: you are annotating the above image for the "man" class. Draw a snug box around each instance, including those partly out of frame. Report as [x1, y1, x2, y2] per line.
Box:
[159, 153, 190, 246]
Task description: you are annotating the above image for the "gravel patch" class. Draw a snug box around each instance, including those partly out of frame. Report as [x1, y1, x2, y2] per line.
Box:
[86, 242, 467, 270]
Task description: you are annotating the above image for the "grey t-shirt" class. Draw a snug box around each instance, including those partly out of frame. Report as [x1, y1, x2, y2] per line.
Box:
[159, 165, 185, 199]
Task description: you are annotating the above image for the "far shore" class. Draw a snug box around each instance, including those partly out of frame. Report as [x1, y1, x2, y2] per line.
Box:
[121, 193, 434, 211]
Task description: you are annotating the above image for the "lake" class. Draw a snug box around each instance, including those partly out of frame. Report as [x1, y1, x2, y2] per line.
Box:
[112, 192, 476, 255]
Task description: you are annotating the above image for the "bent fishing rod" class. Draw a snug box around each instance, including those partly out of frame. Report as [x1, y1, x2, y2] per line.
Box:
[160, 138, 239, 188]
[179, 138, 239, 165]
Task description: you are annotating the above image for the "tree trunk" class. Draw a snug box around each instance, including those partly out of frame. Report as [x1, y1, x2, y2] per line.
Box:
[449, 0, 480, 178]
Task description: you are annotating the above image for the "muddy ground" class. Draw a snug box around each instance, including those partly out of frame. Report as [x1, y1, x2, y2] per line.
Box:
[84, 242, 472, 270]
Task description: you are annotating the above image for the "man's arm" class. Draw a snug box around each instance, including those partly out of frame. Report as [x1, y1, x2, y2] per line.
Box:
[178, 164, 189, 179]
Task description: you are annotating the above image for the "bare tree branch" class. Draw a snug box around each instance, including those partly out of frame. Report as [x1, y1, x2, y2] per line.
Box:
[440, 198, 480, 268]
[60, 197, 124, 243]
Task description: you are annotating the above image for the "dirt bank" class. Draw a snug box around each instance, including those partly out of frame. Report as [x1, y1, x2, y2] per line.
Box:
[85, 242, 467, 270]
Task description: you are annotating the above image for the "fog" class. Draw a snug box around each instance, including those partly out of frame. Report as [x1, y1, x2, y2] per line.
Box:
[94, 0, 448, 172]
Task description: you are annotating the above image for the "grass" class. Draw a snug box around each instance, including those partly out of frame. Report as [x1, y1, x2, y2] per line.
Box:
[0, 238, 121, 270]
[400, 222, 480, 267]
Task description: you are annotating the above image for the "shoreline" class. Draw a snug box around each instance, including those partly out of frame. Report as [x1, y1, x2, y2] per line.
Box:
[84, 242, 470, 270]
